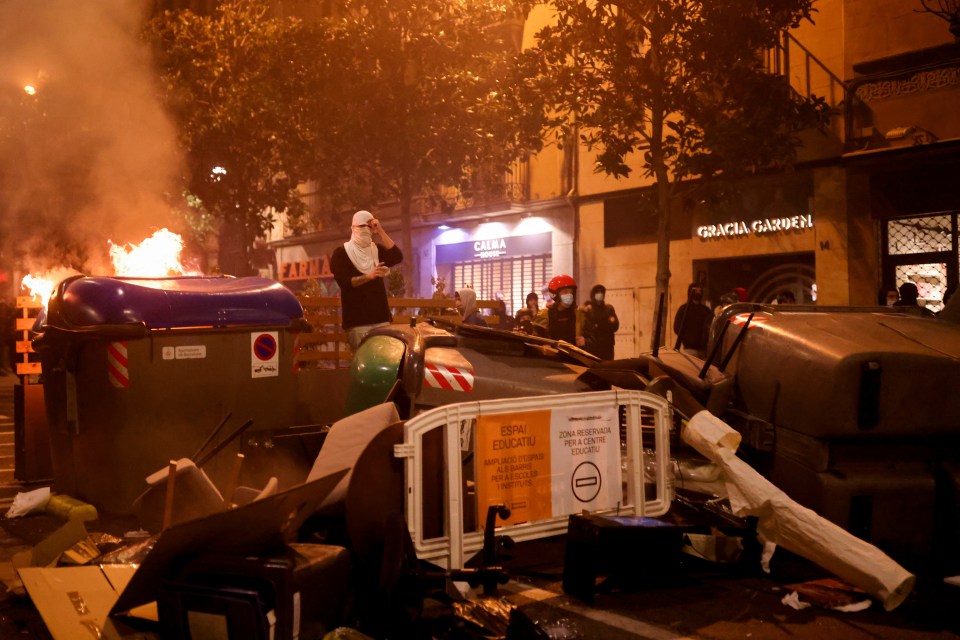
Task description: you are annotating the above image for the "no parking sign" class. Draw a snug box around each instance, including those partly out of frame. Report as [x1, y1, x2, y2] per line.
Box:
[251, 331, 279, 378]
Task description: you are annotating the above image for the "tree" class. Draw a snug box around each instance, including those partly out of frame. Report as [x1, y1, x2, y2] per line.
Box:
[319, 0, 545, 285]
[146, 1, 344, 275]
[522, 0, 829, 347]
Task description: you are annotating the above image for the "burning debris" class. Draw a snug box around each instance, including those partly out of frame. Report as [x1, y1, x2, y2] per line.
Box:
[20, 228, 202, 310]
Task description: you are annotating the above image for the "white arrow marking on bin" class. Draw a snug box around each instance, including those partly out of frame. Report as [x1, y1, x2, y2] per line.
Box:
[424, 363, 474, 392]
[107, 342, 129, 389]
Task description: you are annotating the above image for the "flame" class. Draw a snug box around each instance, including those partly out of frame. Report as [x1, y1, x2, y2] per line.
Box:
[109, 228, 201, 277]
[21, 268, 83, 308]
[22, 229, 202, 308]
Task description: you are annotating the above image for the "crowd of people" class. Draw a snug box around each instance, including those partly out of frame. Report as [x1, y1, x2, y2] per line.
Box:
[331, 210, 952, 357]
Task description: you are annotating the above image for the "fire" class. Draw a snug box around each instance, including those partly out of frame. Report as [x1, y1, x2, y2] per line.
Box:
[21, 268, 83, 308]
[109, 228, 201, 277]
[21, 228, 202, 306]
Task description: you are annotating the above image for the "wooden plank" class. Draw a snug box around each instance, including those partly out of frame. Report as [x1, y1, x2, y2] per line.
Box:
[295, 351, 352, 362]
[16, 318, 36, 332]
[296, 333, 348, 345]
[16, 362, 42, 375]
[16, 296, 43, 310]
[16, 340, 35, 354]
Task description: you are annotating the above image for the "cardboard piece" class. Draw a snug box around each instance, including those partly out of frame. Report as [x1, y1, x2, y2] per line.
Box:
[17, 470, 346, 640]
[306, 402, 400, 515]
[29, 518, 89, 568]
[19, 566, 130, 640]
[112, 468, 347, 617]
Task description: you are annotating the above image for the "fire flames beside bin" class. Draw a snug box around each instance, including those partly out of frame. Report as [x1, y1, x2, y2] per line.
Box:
[32, 275, 309, 515]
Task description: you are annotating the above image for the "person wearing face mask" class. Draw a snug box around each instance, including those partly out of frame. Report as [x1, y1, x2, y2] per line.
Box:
[584, 284, 620, 360]
[455, 288, 487, 326]
[532, 274, 589, 347]
[673, 282, 712, 358]
[515, 292, 539, 326]
[330, 210, 404, 350]
[880, 287, 899, 307]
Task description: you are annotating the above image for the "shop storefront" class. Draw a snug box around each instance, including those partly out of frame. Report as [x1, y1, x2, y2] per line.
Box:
[434, 231, 553, 315]
[269, 203, 574, 312]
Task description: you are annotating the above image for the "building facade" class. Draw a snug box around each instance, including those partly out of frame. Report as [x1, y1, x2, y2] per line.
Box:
[270, 0, 960, 357]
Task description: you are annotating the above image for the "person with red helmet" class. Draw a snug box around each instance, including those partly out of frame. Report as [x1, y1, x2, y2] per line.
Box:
[532, 274, 590, 347]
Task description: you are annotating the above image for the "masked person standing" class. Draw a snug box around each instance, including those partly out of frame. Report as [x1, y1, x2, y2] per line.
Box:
[331, 210, 403, 351]
[533, 274, 589, 347]
[673, 282, 712, 358]
[585, 284, 619, 360]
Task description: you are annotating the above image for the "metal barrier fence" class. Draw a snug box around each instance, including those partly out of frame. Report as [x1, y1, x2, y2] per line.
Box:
[394, 390, 673, 570]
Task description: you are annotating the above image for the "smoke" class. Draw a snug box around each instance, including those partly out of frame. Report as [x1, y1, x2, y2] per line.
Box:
[0, 0, 184, 277]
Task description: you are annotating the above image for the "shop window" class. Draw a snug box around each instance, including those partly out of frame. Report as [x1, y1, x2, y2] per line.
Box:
[454, 255, 552, 317]
[887, 214, 952, 255]
[895, 263, 947, 313]
[604, 194, 659, 247]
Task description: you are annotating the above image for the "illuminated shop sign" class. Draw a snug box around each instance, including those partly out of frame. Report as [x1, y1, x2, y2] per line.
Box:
[696, 214, 814, 240]
[436, 231, 552, 263]
[280, 255, 333, 281]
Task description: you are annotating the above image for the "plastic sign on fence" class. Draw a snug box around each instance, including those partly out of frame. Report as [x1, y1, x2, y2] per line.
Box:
[475, 405, 621, 526]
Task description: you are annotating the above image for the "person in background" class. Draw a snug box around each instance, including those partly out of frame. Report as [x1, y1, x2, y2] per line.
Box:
[893, 282, 921, 307]
[714, 291, 739, 318]
[585, 284, 619, 360]
[776, 290, 796, 304]
[515, 307, 535, 334]
[516, 292, 539, 325]
[541, 283, 555, 309]
[456, 288, 487, 326]
[494, 295, 514, 330]
[330, 210, 403, 351]
[881, 287, 899, 307]
[533, 274, 588, 347]
[674, 282, 712, 358]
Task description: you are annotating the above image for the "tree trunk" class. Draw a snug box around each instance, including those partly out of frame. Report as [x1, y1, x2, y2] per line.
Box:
[399, 174, 414, 296]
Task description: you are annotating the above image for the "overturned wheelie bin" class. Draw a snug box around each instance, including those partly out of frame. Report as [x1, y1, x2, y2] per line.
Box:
[32, 275, 308, 515]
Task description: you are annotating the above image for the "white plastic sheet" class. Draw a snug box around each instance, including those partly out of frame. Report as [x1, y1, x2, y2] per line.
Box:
[684, 411, 916, 611]
[4, 486, 51, 519]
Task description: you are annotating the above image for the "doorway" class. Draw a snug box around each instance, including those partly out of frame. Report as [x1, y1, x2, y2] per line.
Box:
[693, 252, 816, 306]
[882, 213, 958, 313]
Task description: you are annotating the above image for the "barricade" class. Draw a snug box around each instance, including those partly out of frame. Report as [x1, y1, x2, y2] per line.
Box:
[393, 389, 673, 569]
[295, 296, 502, 369]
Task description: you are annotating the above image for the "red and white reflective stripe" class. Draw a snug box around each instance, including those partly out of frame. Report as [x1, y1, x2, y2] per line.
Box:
[107, 341, 129, 389]
[424, 363, 474, 392]
[729, 313, 768, 328]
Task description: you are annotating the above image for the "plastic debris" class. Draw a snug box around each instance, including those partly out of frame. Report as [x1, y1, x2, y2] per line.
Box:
[781, 591, 811, 610]
[4, 486, 51, 518]
[45, 494, 98, 522]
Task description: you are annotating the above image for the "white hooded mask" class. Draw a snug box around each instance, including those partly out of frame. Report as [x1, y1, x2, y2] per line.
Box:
[344, 210, 379, 274]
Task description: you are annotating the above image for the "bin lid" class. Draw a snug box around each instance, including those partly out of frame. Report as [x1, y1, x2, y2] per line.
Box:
[47, 276, 304, 330]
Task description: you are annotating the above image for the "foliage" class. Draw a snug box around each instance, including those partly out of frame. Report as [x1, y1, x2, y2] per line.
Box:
[522, 0, 829, 345]
[146, 1, 343, 274]
[431, 274, 451, 299]
[147, 0, 542, 280]
[387, 266, 406, 298]
[321, 0, 545, 280]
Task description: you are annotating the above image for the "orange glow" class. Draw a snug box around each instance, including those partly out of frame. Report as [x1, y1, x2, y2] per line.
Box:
[109, 228, 201, 277]
[23, 229, 201, 309]
[21, 268, 82, 308]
